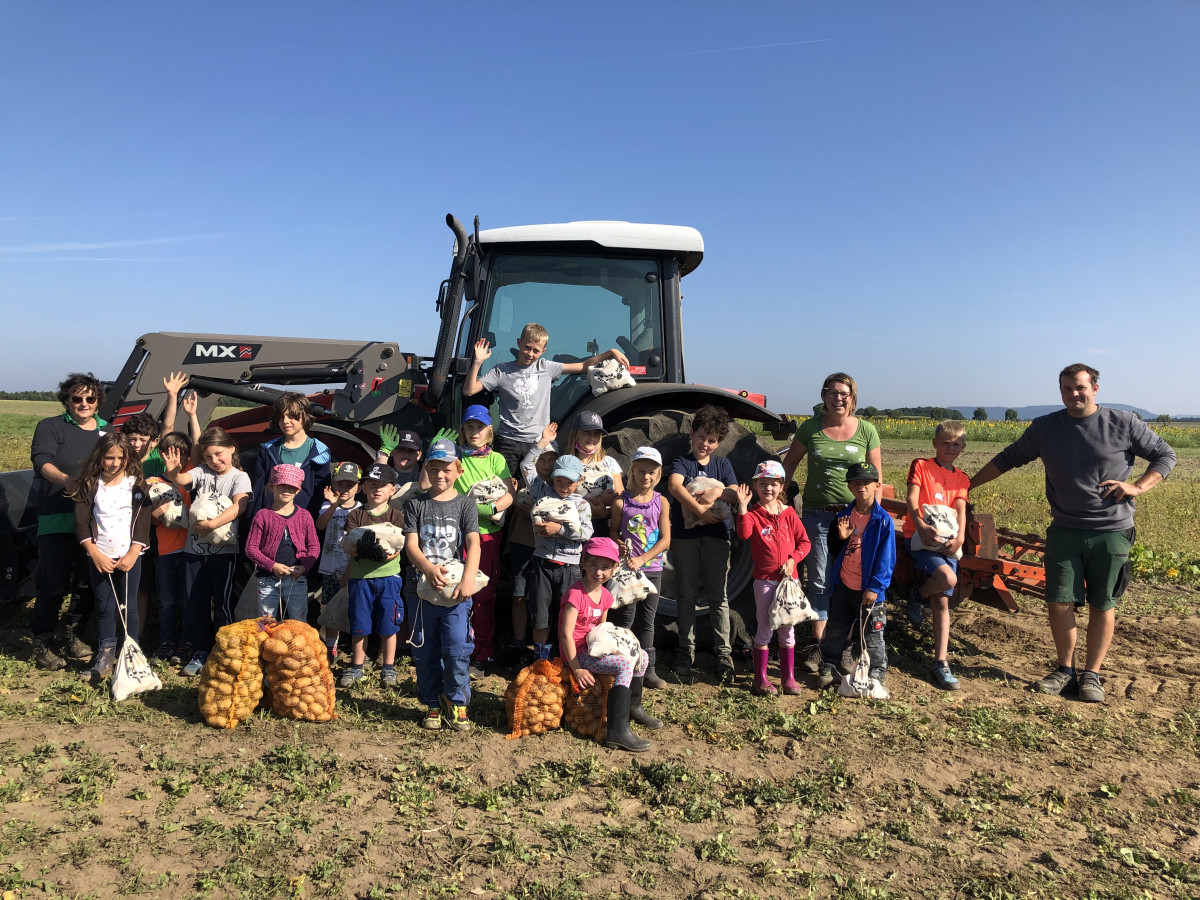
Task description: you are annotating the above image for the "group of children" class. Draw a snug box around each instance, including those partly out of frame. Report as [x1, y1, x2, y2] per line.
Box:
[61, 322, 974, 744]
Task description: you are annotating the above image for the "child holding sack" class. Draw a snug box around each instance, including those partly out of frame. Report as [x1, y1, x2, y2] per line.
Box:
[244, 464, 320, 621]
[735, 460, 811, 696]
[559, 537, 661, 753]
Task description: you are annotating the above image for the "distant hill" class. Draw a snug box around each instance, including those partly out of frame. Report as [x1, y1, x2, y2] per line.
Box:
[948, 403, 1157, 421]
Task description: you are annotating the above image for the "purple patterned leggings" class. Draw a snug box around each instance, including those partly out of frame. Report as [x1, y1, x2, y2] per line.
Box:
[576, 647, 649, 688]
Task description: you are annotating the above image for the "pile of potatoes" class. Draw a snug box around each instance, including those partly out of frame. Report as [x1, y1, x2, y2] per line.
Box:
[504, 659, 568, 739]
[260, 620, 338, 722]
[563, 673, 615, 743]
[197, 620, 269, 729]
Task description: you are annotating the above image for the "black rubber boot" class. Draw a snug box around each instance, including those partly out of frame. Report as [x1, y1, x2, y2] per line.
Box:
[642, 648, 667, 690]
[603, 685, 651, 753]
[33, 633, 66, 671]
[57, 621, 93, 661]
[629, 675, 663, 730]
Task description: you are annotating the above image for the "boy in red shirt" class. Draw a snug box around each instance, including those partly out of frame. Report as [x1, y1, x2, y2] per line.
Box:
[905, 420, 970, 690]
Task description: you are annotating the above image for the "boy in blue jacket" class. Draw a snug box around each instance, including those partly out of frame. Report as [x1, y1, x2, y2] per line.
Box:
[817, 462, 896, 688]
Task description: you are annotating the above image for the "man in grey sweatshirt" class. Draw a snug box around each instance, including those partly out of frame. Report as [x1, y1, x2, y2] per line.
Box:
[970, 363, 1176, 704]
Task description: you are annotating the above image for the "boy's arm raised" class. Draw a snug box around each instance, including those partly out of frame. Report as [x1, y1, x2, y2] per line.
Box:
[462, 339, 491, 397]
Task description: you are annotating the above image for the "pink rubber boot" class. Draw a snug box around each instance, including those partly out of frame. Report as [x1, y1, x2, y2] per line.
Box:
[780, 645, 802, 695]
[751, 647, 776, 695]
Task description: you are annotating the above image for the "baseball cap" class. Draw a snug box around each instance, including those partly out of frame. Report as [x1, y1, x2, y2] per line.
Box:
[753, 460, 786, 481]
[582, 536, 620, 562]
[551, 455, 584, 481]
[631, 446, 662, 466]
[572, 410, 605, 432]
[393, 429, 421, 451]
[426, 439, 458, 462]
[846, 462, 880, 483]
[462, 405, 492, 426]
[331, 461, 361, 483]
[269, 464, 305, 489]
[362, 463, 398, 485]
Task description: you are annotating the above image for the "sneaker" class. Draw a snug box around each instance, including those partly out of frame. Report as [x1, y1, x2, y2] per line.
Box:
[380, 665, 398, 688]
[715, 659, 736, 684]
[799, 643, 823, 674]
[906, 587, 925, 626]
[1035, 667, 1077, 696]
[152, 644, 175, 663]
[441, 695, 471, 732]
[181, 654, 207, 678]
[338, 666, 365, 688]
[170, 645, 188, 667]
[326, 645, 338, 666]
[816, 666, 836, 689]
[673, 654, 693, 678]
[931, 660, 960, 691]
[422, 707, 442, 730]
[1077, 671, 1105, 704]
[468, 663, 486, 680]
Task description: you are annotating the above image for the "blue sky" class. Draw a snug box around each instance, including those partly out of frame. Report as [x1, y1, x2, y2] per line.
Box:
[2, 2, 1198, 415]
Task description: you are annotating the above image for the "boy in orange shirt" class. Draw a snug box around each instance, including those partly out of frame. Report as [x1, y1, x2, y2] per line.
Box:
[905, 420, 970, 690]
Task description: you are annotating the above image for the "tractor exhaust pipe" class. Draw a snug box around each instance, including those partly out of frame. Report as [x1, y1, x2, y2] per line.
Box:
[426, 213, 471, 408]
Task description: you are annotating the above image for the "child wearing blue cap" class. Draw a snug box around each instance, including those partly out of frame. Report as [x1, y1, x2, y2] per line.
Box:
[403, 439, 482, 730]
[454, 405, 514, 665]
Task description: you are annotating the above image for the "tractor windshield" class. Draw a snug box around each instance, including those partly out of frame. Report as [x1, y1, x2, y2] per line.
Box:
[476, 254, 663, 418]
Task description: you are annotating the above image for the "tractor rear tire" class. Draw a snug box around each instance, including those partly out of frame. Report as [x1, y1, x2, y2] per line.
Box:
[603, 410, 776, 643]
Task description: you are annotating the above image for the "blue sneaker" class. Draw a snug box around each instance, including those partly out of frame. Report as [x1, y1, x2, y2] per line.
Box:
[181, 653, 207, 678]
[931, 660, 959, 691]
[906, 587, 925, 626]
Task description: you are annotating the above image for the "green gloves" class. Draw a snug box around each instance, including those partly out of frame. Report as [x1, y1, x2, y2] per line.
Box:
[432, 427, 459, 445]
[378, 424, 400, 456]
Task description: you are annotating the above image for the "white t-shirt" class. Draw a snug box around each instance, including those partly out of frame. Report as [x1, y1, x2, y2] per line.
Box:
[93, 476, 135, 558]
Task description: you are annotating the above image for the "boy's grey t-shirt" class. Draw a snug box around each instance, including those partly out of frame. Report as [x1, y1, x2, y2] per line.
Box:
[478, 358, 566, 441]
[402, 493, 480, 564]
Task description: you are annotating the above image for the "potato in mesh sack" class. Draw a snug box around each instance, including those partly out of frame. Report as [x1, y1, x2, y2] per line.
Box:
[260, 620, 338, 722]
[563, 672, 615, 743]
[197, 618, 269, 729]
[504, 658, 568, 739]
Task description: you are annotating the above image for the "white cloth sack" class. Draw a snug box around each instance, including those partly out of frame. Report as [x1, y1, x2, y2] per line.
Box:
[587, 358, 636, 396]
[607, 563, 658, 609]
[837, 615, 889, 700]
[387, 480, 423, 513]
[767, 576, 818, 630]
[909, 503, 962, 559]
[580, 470, 614, 500]
[681, 476, 732, 529]
[233, 576, 261, 622]
[340, 522, 407, 557]
[531, 496, 582, 534]
[147, 481, 186, 529]
[109, 572, 162, 703]
[416, 559, 490, 606]
[189, 493, 236, 546]
[468, 475, 509, 526]
[585, 621, 641, 661]
[318, 586, 351, 634]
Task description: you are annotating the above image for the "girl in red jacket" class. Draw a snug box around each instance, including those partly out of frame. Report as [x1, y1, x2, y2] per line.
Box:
[735, 460, 811, 696]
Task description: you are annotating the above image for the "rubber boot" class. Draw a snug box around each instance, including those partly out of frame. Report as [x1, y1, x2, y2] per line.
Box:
[603, 685, 651, 752]
[780, 645, 802, 695]
[642, 648, 667, 690]
[33, 633, 66, 671]
[629, 675, 663, 730]
[83, 640, 117, 685]
[751, 646, 776, 696]
[57, 621, 92, 661]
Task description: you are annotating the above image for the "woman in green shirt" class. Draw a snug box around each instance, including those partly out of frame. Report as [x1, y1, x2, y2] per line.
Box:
[781, 373, 882, 666]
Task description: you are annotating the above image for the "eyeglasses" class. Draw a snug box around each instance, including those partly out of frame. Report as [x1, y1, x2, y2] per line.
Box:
[824, 390, 852, 400]
[69, 395, 97, 405]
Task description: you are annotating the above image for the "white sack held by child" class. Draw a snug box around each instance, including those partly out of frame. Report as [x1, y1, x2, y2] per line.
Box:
[909, 504, 962, 559]
[387, 481, 422, 512]
[112, 638, 163, 702]
[339, 522, 407, 557]
[148, 481, 186, 529]
[468, 475, 510, 526]
[767, 575, 818, 630]
[580, 470, 614, 500]
[607, 563, 658, 609]
[416, 559, 490, 606]
[317, 586, 351, 634]
[681, 476, 732, 529]
[585, 621, 641, 661]
[587, 358, 636, 396]
[531, 496, 582, 533]
[838, 615, 890, 700]
[189, 493, 236, 545]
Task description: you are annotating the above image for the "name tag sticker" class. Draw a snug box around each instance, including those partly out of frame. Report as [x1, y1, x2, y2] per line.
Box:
[846, 445, 857, 453]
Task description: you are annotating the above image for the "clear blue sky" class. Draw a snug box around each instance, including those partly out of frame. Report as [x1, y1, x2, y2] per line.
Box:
[2, 3, 1198, 415]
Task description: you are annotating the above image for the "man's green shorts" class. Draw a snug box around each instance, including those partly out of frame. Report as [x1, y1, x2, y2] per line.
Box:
[1044, 525, 1133, 611]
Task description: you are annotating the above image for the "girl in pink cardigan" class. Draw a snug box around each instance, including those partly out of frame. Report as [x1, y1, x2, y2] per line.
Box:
[245, 464, 320, 621]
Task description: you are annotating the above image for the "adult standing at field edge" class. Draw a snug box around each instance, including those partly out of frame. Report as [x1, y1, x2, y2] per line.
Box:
[781, 373, 882, 672]
[970, 363, 1176, 704]
[28, 373, 110, 670]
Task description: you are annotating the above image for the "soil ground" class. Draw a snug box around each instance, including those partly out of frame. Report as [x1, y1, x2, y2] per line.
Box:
[2, 583, 1199, 900]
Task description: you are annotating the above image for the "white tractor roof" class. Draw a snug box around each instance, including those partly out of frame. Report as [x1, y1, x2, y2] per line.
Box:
[477, 221, 705, 276]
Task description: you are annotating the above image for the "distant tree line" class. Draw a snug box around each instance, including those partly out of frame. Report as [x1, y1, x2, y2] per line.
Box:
[856, 406, 966, 420]
[0, 389, 257, 407]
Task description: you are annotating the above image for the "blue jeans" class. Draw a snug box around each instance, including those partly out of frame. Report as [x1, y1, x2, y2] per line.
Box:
[409, 597, 474, 707]
[256, 573, 310, 621]
[156, 552, 187, 649]
[801, 509, 839, 620]
[89, 557, 142, 646]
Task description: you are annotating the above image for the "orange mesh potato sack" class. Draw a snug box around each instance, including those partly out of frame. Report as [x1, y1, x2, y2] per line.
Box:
[198, 619, 269, 729]
[261, 620, 337, 722]
[504, 658, 568, 739]
[563, 672, 615, 743]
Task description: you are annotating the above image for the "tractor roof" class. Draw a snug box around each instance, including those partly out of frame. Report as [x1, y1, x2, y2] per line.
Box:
[476, 221, 704, 276]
